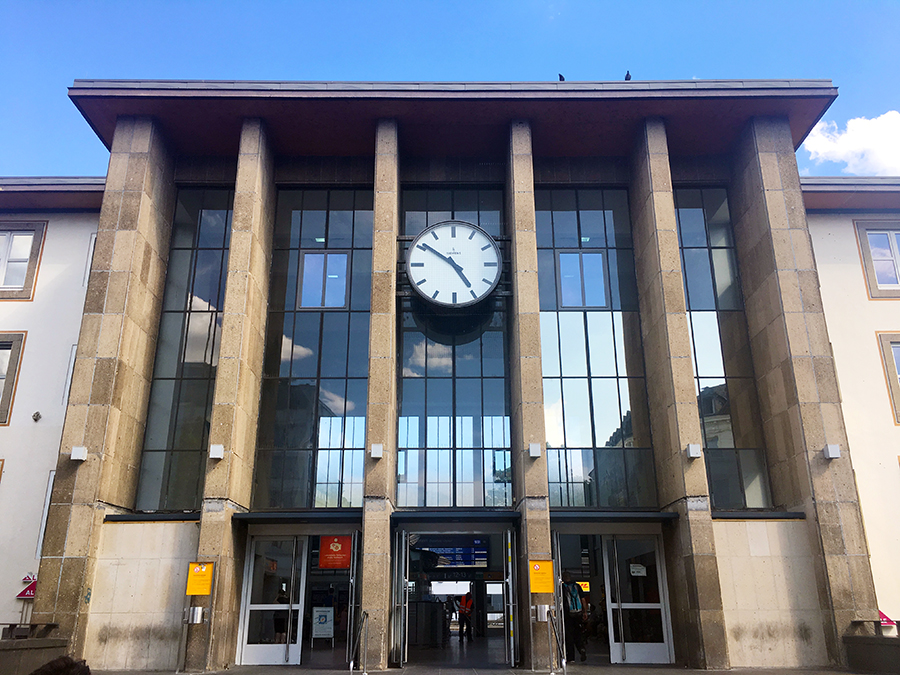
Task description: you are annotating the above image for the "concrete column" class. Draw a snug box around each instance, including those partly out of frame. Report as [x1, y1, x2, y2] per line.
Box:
[33, 117, 176, 654]
[360, 118, 399, 670]
[729, 116, 878, 664]
[506, 120, 553, 670]
[182, 119, 276, 671]
[629, 118, 729, 668]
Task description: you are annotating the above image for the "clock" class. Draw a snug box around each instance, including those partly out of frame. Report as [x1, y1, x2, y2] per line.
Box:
[406, 220, 502, 308]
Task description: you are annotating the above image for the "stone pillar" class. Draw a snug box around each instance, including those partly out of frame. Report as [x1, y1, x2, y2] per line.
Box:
[184, 118, 275, 671]
[506, 120, 553, 670]
[33, 117, 176, 654]
[729, 116, 878, 664]
[360, 118, 400, 670]
[629, 118, 729, 668]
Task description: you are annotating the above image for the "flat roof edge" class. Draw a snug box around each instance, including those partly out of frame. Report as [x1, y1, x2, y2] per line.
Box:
[801, 176, 900, 191]
[68, 78, 837, 96]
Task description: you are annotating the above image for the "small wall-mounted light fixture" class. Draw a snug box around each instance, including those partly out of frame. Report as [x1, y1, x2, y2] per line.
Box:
[32, 411, 42, 423]
[209, 444, 225, 460]
[823, 444, 841, 460]
[370, 443, 383, 459]
[71, 446, 88, 461]
[686, 443, 702, 459]
[528, 443, 542, 458]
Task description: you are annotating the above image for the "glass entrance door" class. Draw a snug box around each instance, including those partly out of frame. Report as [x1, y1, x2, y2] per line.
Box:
[240, 537, 308, 665]
[603, 536, 672, 664]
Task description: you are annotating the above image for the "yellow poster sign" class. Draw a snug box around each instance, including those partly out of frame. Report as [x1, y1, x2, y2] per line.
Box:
[186, 562, 214, 596]
[529, 560, 554, 593]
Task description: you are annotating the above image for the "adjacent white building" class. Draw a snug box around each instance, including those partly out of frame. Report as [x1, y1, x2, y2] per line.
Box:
[0, 178, 101, 626]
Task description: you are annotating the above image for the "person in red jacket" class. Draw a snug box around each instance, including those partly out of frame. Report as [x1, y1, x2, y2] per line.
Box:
[458, 591, 474, 642]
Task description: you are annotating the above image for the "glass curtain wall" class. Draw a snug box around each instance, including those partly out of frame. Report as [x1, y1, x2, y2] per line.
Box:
[396, 189, 512, 507]
[674, 188, 771, 509]
[536, 189, 656, 508]
[253, 189, 373, 509]
[136, 189, 233, 510]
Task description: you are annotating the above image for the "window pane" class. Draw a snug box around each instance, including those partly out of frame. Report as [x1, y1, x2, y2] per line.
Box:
[478, 190, 503, 237]
[538, 249, 557, 310]
[552, 190, 578, 248]
[682, 249, 716, 309]
[144, 380, 177, 450]
[0, 345, 9, 379]
[591, 378, 621, 447]
[739, 448, 771, 508]
[300, 253, 325, 306]
[605, 190, 633, 248]
[292, 313, 320, 378]
[350, 249, 371, 310]
[892, 344, 900, 381]
[300, 193, 327, 247]
[347, 313, 370, 378]
[698, 377, 732, 448]
[582, 253, 607, 307]
[558, 312, 587, 376]
[323, 253, 348, 307]
[712, 248, 741, 309]
[543, 379, 565, 449]
[867, 232, 893, 259]
[327, 194, 354, 247]
[676, 189, 707, 247]
[578, 190, 605, 247]
[354, 190, 374, 248]
[482, 331, 504, 377]
[540, 312, 561, 377]
[455, 335, 481, 378]
[562, 378, 592, 447]
[319, 312, 349, 377]
[535, 192, 553, 248]
[3, 261, 27, 287]
[558, 253, 583, 306]
[197, 209, 228, 249]
[9, 233, 34, 260]
[706, 449, 744, 509]
[873, 259, 899, 286]
[704, 189, 733, 247]
[689, 312, 725, 377]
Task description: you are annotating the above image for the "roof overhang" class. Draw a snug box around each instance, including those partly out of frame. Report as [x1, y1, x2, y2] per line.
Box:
[0, 177, 105, 210]
[802, 177, 900, 211]
[69, 79, 837, 159]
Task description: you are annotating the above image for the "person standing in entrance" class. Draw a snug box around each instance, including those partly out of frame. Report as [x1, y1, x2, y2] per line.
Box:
[562, 571, 587, 662]
[459, 592, 474, 642]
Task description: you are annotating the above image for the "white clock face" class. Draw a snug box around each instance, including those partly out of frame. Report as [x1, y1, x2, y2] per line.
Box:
[406, 221, 502, 308]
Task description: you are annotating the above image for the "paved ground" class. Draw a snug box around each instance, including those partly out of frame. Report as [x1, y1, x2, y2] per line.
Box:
[93, 667, 859, 675]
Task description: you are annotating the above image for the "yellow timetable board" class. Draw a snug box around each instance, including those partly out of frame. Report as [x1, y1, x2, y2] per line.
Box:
[186, 562, 214, 596]
[529, 560, 554, 593]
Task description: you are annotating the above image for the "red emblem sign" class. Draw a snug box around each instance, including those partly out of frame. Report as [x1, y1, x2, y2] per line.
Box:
[17, 581, 37, 599]
[319, 536, 352, 569]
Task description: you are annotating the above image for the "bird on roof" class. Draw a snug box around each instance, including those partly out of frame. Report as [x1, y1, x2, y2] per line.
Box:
[559, 74, 565, 82]
[625, 71, 631, 81]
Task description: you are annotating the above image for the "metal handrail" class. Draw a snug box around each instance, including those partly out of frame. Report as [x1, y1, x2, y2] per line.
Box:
[349, 610, 369, 675]
[547, 608, 566, 675]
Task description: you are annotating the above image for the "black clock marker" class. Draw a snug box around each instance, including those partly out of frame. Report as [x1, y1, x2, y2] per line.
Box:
[432, 290, 440, 299]
[482, 278, 492, 285]
[417, 244, 427, 251]
[452, 292, 457, 303]
[481, 244, 491, 251]
[484, 261, 497, 267]
[431, 231, 439, 240]
[470, 290, 477, 298]
[411, 262, 424, 267]
[416, 279, 427, 285]
[451, 226, 456, 238]
[468, 231, 476, 240]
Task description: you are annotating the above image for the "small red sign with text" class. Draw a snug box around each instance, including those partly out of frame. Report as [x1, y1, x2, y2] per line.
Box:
[17, 581, 37, 599]
[319, 536, 352, 569]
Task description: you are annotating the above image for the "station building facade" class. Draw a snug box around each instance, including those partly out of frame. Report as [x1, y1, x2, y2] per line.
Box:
[10, 79, 886, 670]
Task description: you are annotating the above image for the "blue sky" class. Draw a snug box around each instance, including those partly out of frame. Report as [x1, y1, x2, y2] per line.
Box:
[1, 0, 898, 177]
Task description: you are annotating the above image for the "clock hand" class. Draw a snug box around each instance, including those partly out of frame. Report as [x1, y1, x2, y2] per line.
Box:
[420, 244, 472, 288]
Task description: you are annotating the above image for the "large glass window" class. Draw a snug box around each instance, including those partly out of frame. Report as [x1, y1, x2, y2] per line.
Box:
[254, 189, 373, 509]
[136, 190, 233, 511]
[537, 189, 656, 508]
[675, 188, 771, 510]
[856, 221, 900, 299]
[396, 188, 511, 507]
[0, 222, 45, 300]
[0, 333, 24, 425]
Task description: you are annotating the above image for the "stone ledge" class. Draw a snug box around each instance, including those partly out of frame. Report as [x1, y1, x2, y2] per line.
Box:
[844, 634, 900, 673]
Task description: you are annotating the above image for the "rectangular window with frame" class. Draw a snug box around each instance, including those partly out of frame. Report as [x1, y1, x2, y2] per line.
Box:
[877, 332, 900, 423]
[857, 221, 900, 298]
[0, 333, 25, 425]
[0, 222, 46, 300]
[255, 188, 373, 510]
[676, 187, 771, 510]
[536, 188, 656, 510]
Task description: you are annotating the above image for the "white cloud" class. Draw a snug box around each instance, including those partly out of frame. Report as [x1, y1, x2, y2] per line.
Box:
[281, 334, 313, 362]
[803, 111, 900, 176]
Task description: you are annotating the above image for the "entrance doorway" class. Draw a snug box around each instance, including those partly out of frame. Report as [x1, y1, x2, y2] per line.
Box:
[552, 531, 674, 665]
[238, 532, 361, 666]
[390, 527, 518, 668]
